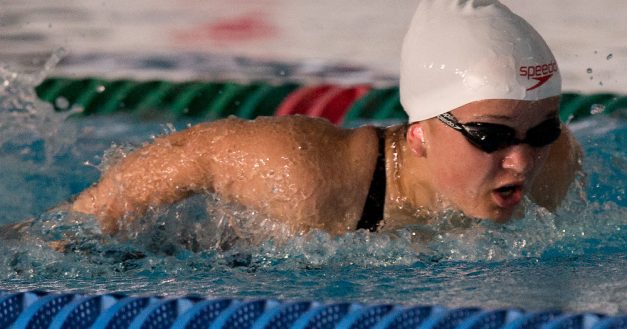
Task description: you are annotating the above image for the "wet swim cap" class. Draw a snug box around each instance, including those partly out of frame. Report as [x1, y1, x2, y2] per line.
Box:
[400, 0, 561, 122]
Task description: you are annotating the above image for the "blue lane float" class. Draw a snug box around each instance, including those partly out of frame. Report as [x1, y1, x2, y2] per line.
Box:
[1, 291, 625, 329]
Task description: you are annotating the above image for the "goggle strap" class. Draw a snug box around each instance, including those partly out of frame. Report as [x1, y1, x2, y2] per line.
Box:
[437, 113, 464, 132]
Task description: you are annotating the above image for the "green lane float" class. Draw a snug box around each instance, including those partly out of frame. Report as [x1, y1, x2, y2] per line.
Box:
[35, 77, 626, 124]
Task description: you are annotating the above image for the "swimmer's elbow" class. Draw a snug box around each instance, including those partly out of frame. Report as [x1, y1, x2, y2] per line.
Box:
[71, 188, 125, 234]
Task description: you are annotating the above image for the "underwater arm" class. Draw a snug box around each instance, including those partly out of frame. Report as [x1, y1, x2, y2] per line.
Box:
[71, 124, 216, 234]
[0, 219, 34, 240]
[530, 125, 583, 210]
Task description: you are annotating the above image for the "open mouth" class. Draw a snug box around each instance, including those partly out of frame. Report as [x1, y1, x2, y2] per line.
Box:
[492, 184, 523, 208]
[495, 184, 518, 196]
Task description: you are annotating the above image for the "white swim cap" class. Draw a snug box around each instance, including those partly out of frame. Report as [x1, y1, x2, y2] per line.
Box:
[400, 0, 561, 123]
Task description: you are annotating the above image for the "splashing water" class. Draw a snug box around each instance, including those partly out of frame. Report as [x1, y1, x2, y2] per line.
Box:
[0, 55, 625, 314]
[0, 48, 77, 158]
[0, 49, 84, 220]
[1, 112, 624, 257]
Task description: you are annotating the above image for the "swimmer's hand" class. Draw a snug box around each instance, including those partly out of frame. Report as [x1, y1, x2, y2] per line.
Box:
[0, 219, 77, 253]
[0, 218, 34, 240]
[1, 203, 98, 253]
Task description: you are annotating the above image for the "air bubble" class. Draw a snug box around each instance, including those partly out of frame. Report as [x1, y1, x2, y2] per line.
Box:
[586, 68, 593, 74]
[606, 53, 613, 60]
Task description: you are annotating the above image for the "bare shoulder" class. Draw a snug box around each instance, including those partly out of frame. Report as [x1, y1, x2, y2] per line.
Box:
[188, 115, 368, 140]
[530, 125, 583, 210]
[179, 116, 381, 233]
[181, 115, 379, 164]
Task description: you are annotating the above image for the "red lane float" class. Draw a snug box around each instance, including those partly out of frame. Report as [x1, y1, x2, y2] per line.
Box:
[275, 85, 336, 117]
[276, 84, 371, 124]
[307, 85, 371, 124]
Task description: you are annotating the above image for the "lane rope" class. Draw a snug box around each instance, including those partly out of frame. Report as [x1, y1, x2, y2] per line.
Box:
[1, 290, 624, 329]
[36, 78, 627, 125]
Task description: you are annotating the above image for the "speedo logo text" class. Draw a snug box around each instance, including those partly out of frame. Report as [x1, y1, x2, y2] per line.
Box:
[519, 61, 558, 91]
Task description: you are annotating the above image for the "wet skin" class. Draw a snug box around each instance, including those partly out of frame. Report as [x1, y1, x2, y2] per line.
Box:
[71, 97, 581, 235]
[389, 96, 581, 228]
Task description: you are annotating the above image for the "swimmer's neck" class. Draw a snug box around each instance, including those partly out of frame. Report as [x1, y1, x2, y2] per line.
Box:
[381, 125, 436, 229]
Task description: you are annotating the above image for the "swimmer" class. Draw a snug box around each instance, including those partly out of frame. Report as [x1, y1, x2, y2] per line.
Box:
[64, 0, 582, 235]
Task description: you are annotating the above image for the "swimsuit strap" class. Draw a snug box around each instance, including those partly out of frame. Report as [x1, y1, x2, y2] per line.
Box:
[356, 127, 387, 232]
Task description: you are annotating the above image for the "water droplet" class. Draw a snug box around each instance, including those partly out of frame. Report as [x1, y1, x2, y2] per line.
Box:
[590, 104, 605, 115]
[606, 53, 613, 60]
[586, 68, 593, 74]
[55, 96, 69, 110]
[96, 85, 106, 93]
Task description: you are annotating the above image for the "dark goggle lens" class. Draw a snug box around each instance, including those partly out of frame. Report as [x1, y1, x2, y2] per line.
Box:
[525, 117, 562, 147]
[461, 117, 561, 153]
[462, 122, 515, 153]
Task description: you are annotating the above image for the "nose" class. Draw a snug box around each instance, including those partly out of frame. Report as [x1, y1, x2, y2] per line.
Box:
[501, 144, 539, 176]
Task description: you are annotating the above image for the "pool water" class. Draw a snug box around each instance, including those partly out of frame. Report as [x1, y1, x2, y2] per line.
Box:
[1, 0, 626, 318]
[0, 57, 625, 316]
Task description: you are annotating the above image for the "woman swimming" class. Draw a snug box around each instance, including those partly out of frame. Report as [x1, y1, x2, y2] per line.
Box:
[67, 0, 581, 236]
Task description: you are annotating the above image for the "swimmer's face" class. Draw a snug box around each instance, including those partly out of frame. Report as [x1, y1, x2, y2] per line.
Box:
[421, 97, 561, 221]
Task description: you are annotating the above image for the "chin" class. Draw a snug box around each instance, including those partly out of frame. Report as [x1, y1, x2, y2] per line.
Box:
[487, 211, 514, 223]
[462, 206, 515, 223]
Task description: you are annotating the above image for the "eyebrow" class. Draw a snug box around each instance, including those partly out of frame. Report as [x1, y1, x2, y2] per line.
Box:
[470, 114, 512, 120]
[470, 111, 559, 121]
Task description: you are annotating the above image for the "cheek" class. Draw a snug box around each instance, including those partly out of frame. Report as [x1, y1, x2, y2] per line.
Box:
[530, 146, 551, 176]
[428, 137, 497, 193]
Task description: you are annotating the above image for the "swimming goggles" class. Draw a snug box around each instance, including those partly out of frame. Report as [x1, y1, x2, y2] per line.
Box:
[436, 112, 562, 153]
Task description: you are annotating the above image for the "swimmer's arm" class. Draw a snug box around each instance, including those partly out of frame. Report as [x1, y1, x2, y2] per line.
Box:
[0, 219, 34, 240]
[71, 125, 215, 233]
[530, 125, 583, 210]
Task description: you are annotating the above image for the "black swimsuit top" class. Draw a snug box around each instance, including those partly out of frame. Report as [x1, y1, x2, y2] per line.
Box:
[356, 127, 386, 232]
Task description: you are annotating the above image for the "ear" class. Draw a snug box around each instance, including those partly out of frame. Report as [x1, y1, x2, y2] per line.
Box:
[406, 123, 427, 157]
